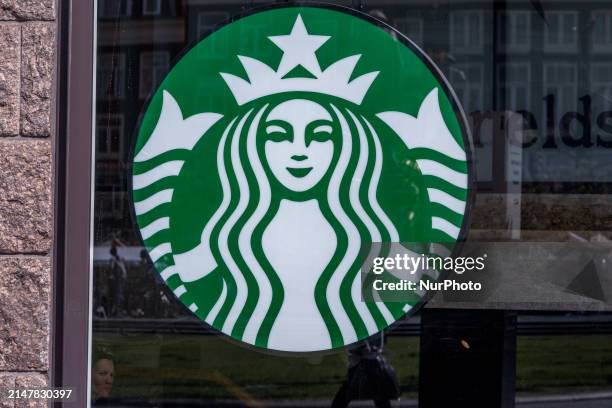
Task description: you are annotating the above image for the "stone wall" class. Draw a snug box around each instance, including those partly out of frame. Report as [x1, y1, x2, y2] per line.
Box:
[0, 1, 54, 406]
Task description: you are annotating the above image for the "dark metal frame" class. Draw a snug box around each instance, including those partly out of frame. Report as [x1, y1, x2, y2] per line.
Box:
[51, 0, 95, 406]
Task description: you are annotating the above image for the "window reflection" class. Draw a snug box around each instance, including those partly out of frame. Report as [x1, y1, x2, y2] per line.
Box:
[97, 53, 126, 100]
[499, 62, 530, 110]
[544, 10, 578, 53]
[142, 0, 162, 16]
[450, 10, 484, 54]
[450, 63, 484, 112]
[138, 51, 170, 99]
[99, 0, 133, 19]
[498, 10, 531, 52]
[393, 16, 423, 47]
[592, 10, 612, 52]
[92, 0, 612, 405]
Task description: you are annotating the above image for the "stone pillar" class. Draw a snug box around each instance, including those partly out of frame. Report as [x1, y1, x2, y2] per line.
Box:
[0, 1, 55, 407]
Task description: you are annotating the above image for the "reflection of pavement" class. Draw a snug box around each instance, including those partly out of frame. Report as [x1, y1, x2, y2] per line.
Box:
[260, 392, 612, 407]
[103, 393, 612, 407]
[93, 314, 612, 336]
[519, 399, 612, 408]
[301, 393, 612, 407]
[516, 392, 612, 408]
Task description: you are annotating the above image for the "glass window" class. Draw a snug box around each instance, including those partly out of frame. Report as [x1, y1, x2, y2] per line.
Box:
[498, 62, 530, 109]
[544, 62, 578, 114]
[393, 17, 424, 47]
[544, 11, 578, 52]
[99, 0, 132, 18]
[197, 11, 229, 37]
[450, 63, 484, 112]
[592, 10, 612, 52]
[138, 51, 170, 99]
[450, 10, 484, 54]
[143, 0, 162, 16]
[97, 53, 126, 99]
[96, 114, 124, 159]
[591, 63, 612, 110]
[498, 10, 530, 52]
[89, 2, 612, 407]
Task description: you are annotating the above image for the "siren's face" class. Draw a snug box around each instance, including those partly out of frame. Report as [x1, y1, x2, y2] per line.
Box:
[263, 99, 335, 192]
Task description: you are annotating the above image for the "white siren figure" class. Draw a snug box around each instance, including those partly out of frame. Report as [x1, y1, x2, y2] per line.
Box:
[132, 14, 467, 352]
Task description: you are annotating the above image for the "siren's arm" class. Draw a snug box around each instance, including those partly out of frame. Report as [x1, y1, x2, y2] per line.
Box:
[132, 89, 222, 283]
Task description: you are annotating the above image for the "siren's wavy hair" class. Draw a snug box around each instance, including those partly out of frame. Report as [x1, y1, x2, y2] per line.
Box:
[204, 96, 401, 348]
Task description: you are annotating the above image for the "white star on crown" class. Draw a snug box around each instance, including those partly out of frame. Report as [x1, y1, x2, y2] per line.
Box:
[220, 15, 379, 106]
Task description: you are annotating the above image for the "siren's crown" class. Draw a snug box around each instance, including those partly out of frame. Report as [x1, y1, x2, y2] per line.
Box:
[220, 15, 379, 106]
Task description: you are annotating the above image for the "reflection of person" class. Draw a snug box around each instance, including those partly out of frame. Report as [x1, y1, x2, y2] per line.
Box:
[109, 246, 127, 317]
[332, 333, 398, 408]
[91, 350, 114, 404]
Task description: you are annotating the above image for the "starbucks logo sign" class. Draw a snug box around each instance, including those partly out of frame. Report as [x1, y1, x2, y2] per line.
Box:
[131, 6, 471, 352]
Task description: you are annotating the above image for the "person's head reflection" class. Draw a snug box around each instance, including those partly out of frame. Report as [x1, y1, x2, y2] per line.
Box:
[92, 350, 114, 402]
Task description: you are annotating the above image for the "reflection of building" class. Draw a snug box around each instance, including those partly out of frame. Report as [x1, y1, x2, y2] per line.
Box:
[138, 51, 170, 99]
[96, 1, 185, 242]
[94, 1, 612, 242]
[85, 2, 612, 400]
[393, 16, 423, 46]
[94, 1, 252, 243]
[445, 3, 612, 186]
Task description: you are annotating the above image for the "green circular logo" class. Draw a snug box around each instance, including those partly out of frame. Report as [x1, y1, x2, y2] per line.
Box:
[131, 6, 471, 352]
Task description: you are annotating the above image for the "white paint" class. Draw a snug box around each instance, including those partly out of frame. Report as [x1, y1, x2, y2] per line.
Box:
[432, 217, 460, 239]
[427, 188, 466, 215]
[363, 118, 400, 242]
[240, 107, 274, 345]
[134, 188, 173, 215]
[345, 109, 387, 333]
[149, 243, 172, 262]
[376, 88, 465, 161]
[134, 90, 222, 162]
[139, 217, 169, 240]
[326, 105, 361, 345]
[172, 116, 241, 283]
[160, 266, 177, 281]
[265, 199, 336, 352]
[264, 99, 334, 192]
[174, 285, 187, 297]
[132, 160, 184, 190]
[268, 15, 330, 77]
[220, 16, 378, 106]
[219, 111, 252, 335]
[206, 279, 228, 323]
[417, 159, 467, 189]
